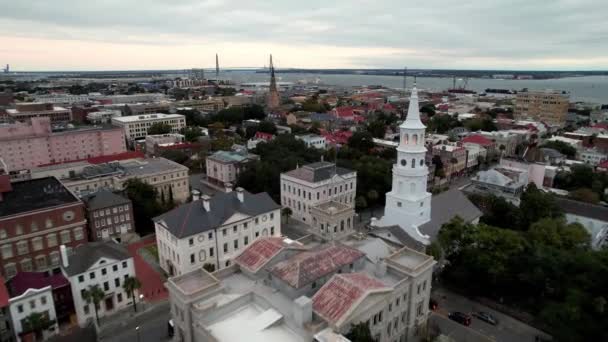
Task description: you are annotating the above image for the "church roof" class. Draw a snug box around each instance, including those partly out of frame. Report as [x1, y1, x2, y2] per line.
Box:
[418, 189, 482, 241]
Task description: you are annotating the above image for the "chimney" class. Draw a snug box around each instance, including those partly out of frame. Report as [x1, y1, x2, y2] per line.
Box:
[201, 195, 211, 212]
[224, 182, 233, 193]
[293, 296, 312, 327]
[60, 245, 69, 268]
[370, 217, 378, 227]
[236, 187, 244, 202]
[191, 189, 201, 201]
[375, 260, 387, 278]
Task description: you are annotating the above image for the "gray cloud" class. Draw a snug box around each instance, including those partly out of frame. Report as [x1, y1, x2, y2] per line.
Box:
[1, 0, 607, 69]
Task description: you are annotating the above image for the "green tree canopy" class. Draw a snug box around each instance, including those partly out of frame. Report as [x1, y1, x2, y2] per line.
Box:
[147, 122, 172, 135]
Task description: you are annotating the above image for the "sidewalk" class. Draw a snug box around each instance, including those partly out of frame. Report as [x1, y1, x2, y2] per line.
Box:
[127, 235, 168, 302]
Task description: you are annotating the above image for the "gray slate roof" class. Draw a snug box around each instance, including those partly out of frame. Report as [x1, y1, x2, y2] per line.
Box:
[283, 162, 354, 183]
[555, 197, 608, 222]
[418, 188, 483, 240]
[64, 241, 131, 277]
[154, 190, 280, 239]
[369, 226, 427, 252]
[82, 190, 130, 210]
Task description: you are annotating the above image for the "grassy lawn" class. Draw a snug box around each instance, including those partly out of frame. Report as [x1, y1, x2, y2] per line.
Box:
[143, 244, 159, 262]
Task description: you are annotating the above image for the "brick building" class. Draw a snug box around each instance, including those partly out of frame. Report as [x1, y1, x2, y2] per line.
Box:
[82, 191, 135, 242]
[0, 176, 87, 279]
[5, 103, 71, 124]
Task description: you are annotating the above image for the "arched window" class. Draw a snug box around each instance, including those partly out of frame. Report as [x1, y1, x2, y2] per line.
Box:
[262, 228, 268, 236]
[411, 158, 415, 168]
[413, 134, 418, 145]
[410, 182, 416, 193]
[199, 250, 206, 261]
[403, 134, 408, 144]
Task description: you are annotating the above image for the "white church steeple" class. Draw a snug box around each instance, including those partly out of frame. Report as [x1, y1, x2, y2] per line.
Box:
[376, 83, 432, 244]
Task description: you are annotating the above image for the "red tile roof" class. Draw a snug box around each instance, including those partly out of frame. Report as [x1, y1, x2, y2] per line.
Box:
[598, 160, 608, 169]
[312, 273, 390, 326]
[461, 134, 494, 147]
[592, 123, 608, 130]
[269, 243, 365, 289]
[38, 151, 145, 167]
[0, 277, 9, 308]
[254, 132, 274, 141]
[87, 151, 145, 164]
[334, 106, 364, 119]
[9, 272, 69, 297]
[235, 237, 290, 273]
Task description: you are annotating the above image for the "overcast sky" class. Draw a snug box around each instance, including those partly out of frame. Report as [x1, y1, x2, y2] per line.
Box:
[1, 0, 607, 71]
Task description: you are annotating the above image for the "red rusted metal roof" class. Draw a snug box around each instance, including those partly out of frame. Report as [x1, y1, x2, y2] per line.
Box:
[461, 134, 494, 146]
[234, 237, 287, 273]
[269, 242, 365, 289]
[312, 273, 389, 326]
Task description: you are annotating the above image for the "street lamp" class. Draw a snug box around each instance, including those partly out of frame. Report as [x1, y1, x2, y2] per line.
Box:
[135, 326, 140, 342]
[139, 294, 145, 311]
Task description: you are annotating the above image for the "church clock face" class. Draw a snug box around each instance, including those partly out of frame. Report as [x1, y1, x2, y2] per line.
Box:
[400, 159, 407, 166]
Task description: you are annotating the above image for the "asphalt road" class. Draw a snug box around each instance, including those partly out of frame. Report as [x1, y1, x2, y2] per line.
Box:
[100, 302, 171, 342]
[432, 287, 551, 342]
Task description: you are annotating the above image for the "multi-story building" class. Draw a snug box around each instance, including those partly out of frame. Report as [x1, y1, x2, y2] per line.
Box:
[5, 103, 71, 124]
[8, 285, 58, 342]
[165, 236, 435, 342]
[0, 117, 126, 175]
[145, 134, 185, 156]
[32, 94, 91, 105]
[82, 191, 135, 242]
[295, 134, 326, 149]
[86, 109, 121, 124]
[462, 143, 486, 169]
[91, 94, 167, 105]
[432, 144, 467, 179]
[579, 149, 606, 166]
[111, 113, 186, 142]
[173, 98, 225, 112]
[0, 176, 87, 279]
[31, 157, 190, 203]
[205, 150, 259, 187]
[280, 162, 357, 224]
[309, 201, 356, 241]
[154, 187, 281, 276]
[467, 167, 528, 204]
[124, 102, 171, 116]
[8, 271, 73, 327]
[61, 242, 136, 327]
[0, 279, 12, 342]
[478, 131, 522, 157]
[514, 90, 570, 126]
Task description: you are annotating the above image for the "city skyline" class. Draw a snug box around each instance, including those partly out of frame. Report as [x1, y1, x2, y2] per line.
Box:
[2, 0, 608, 71]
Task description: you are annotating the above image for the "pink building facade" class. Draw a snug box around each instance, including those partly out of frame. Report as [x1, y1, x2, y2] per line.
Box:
[0, 117, 126, 173]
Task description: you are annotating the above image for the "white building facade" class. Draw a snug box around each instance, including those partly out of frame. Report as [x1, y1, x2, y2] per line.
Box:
[111, 113, 186, 141]
[8, 286, 58, 342]
[280, 162, 357, 224]
[61, 243, 136, 327]
[377, 85, 432, 244]
[154, 188, 281, 276]
[296, 134, 327, 149]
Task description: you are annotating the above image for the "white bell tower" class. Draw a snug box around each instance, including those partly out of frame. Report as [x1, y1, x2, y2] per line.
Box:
[377, 84, 432, 242]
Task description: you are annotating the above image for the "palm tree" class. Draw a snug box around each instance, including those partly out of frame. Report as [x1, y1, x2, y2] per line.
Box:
[83, 285, 105, 325]
[281, 207, 293, 224]
[22, 312, 53, 341]
[123, 276, 142, 312]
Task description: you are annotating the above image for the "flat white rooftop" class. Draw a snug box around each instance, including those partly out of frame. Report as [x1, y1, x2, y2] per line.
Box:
[206, 303, 304, 342]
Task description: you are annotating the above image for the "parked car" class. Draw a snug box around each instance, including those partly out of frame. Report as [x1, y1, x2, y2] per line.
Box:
[429, 298, 438, 311]
[448, 312, 472, 326]
[473, 311, 498, 325]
